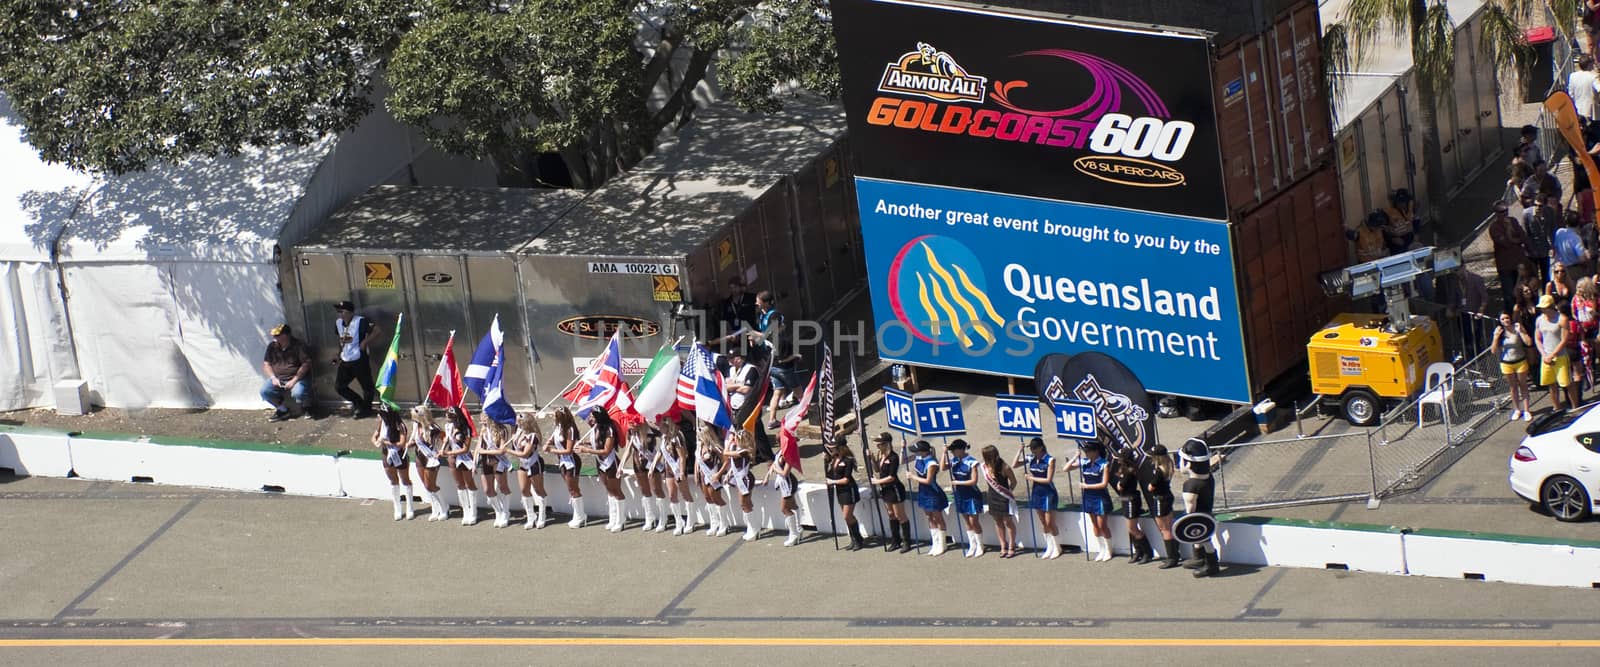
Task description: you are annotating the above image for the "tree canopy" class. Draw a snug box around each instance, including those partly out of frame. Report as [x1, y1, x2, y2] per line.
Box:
[0, 0, 840, 187]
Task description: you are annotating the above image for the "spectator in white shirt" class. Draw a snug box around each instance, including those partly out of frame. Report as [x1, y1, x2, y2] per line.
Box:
[724, 350, 756, 411]
[1571, 55, 1599, 123]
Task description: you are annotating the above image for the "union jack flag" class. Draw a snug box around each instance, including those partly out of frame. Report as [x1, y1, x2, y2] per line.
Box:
[575, 331, 624, 419]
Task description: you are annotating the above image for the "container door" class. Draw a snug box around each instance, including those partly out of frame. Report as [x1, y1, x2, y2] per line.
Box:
[464, 255, 528, 407]
[345, 253, 414, 402]
[792, 158, 838, 319]
[293, 252, 355, 406]
[409, 254, 473, 407]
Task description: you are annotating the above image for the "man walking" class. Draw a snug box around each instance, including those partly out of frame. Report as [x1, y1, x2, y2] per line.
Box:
[260, 324, 312, 421]
[332, 300, 378, 418]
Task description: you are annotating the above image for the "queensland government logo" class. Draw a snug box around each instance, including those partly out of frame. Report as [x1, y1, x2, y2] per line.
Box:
[866, 44, 1195, 187]
[878, 42, 988, 103]
[886, 234, 1006, 350]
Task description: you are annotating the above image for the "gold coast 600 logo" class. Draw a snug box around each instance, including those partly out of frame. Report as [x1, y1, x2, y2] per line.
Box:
[886, 234, 1007, 351]
[866, 44, 1193, 188]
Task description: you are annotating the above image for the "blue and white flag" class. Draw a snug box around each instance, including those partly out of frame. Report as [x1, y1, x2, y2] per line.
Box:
[691, 342, 733, 429]
[464, 315, 516, 425]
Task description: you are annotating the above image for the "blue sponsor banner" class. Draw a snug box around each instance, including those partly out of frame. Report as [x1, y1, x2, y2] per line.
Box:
[884, 388, 918, 434]
[914, 395, 967, 436]
[858, 177, 1250, 403]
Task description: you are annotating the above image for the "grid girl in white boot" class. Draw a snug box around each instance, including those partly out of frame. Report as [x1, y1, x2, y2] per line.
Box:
[1066, 440, 1114, 561]
[657, 423, 696, 535]
[372, 405, 414, 521]
[765, 445, 804, 546]
[724, 431, 761, 542]
[548, 407, 586, 528]
[440, 408, 479, 526]
[476, 420, 514, 529]
[409, 406, 448, 521]
[697, 427, 729, 537]
[579, 409, 626, 533]
[509, 412, 549, 529]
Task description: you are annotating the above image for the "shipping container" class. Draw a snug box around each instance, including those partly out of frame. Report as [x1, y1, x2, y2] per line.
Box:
[1233, 164, 1349, 393]
[283, 100, 865, 408]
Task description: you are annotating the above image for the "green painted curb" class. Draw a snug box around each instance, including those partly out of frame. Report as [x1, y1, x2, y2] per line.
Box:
[1214, 513, 1406, 534]
[1406, 526, 1600, 549]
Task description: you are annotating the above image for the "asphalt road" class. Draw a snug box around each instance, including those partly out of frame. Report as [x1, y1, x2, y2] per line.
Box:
[1, 474, 1597, 665]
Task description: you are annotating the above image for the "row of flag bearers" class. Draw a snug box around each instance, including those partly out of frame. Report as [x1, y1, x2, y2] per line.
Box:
[367, 314, 821, 541]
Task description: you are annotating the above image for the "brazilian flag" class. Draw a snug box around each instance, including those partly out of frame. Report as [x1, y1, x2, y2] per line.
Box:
[374, 313, 405, 409]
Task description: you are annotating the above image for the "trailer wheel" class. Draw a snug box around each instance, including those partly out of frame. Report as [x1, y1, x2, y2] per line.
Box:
[1341, 389, 1381, 427]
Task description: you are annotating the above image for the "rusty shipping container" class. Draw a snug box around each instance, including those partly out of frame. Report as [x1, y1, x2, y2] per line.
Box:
[1233, 165, 1348, 394]
[1213, 0, 1333, 214]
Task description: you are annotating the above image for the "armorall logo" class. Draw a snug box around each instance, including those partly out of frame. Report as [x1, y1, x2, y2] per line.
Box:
[878, 42, 987, 104]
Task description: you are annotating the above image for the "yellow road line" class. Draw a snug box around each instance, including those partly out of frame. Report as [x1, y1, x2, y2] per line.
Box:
[1, 637, 1599, 648]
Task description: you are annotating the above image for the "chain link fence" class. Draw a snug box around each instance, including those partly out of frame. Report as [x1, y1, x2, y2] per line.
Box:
[1212, 345, 1511, 512]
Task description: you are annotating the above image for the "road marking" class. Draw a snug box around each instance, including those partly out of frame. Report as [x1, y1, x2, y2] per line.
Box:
[2, 638, 1599, 648]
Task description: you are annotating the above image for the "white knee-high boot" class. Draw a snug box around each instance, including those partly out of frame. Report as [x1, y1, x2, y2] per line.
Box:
[741, 509, 759, 541]
[607, 498, 623, 532]
[567, 497, 587, 528]
[641, 496, 657, 531]
[534, 493, 548, 528]
[928, 528, 947, 556]
[461, 490, 478, 526]
[495, 495, 511, 528]
[655, 498, 671, 532]
[521, 496, 537, 529]
[389, 485, 404, 521]
[705, 505, 721, 536]
[402, 485, 415, 520]
[784, 513, 801, 547]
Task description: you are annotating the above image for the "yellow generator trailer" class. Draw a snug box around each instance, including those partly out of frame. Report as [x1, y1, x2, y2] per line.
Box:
[1312, 246, 1457, 426]
[1308, 313, 1443, 426]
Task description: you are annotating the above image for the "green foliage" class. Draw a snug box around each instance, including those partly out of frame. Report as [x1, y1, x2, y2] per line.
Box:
[0, 1, 840, 185]
[0, 1, 418, 175]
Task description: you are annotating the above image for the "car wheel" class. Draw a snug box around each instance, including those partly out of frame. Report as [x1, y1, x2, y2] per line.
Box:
[1341, 389, 1381, 427]
[1540, 475, 1593, 522]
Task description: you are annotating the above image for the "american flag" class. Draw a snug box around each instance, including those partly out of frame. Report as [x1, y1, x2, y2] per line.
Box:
[818, 342, 835, 442]
[675, 344, 703, 412]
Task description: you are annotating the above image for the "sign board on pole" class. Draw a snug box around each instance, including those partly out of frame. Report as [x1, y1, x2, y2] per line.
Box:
[884, 388, 918, 434]
[914, 395, 967, 436]
[1052, 399, 1098, 440]
[995, 394, 1043, 436]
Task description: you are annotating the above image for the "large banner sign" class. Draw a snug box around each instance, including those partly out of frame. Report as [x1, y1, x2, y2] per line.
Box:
[860, 178, 1250, 403]
[833, 0, 1227, 220]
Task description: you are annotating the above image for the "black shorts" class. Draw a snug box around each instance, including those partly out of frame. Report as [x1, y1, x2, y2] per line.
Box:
[878, 481, 907, 504]
[1145, 491, 1174, 518]
[833, 481, 860, 505]
[1182, 477, 1215, 514]
[1119, 493, 1145, 520]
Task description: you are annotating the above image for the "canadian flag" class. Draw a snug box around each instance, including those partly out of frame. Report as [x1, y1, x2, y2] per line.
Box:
[427, 332, 465, 410]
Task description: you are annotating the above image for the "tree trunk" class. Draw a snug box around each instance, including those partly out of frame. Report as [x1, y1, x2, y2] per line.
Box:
[1411, 0, 1447, 234]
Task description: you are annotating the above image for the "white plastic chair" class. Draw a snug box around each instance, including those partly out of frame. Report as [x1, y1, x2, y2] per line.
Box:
[1417, 362, 1455, 423]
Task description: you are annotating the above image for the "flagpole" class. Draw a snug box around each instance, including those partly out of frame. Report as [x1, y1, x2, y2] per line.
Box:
[1016, 440, 1041, 559]
[848, 355, 889, 552]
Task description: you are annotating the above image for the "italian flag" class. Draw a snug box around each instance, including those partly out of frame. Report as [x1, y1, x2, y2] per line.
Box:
[631, 346, 682, 422]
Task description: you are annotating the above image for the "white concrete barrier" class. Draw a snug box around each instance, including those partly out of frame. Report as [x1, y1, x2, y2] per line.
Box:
[1216, 515, 1407, 575]
[0, 429, 73, 477]
[1402, 529, 1600, 587]
[68, 435, 344, 497]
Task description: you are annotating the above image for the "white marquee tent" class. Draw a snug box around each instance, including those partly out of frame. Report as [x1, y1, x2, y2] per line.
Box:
[0, 91, 467, 411]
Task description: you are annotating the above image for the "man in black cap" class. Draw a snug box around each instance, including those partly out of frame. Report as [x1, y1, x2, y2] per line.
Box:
[332, 300, 379, 418]
[260, 323, 312, 421]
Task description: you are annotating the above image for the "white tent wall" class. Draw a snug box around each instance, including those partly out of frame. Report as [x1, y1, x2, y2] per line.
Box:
[0, 261, 77, 410]
[1, 95, 91, 411]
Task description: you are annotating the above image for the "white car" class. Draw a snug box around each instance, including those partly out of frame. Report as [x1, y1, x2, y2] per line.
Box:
[1509, 405, 1600, 522]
